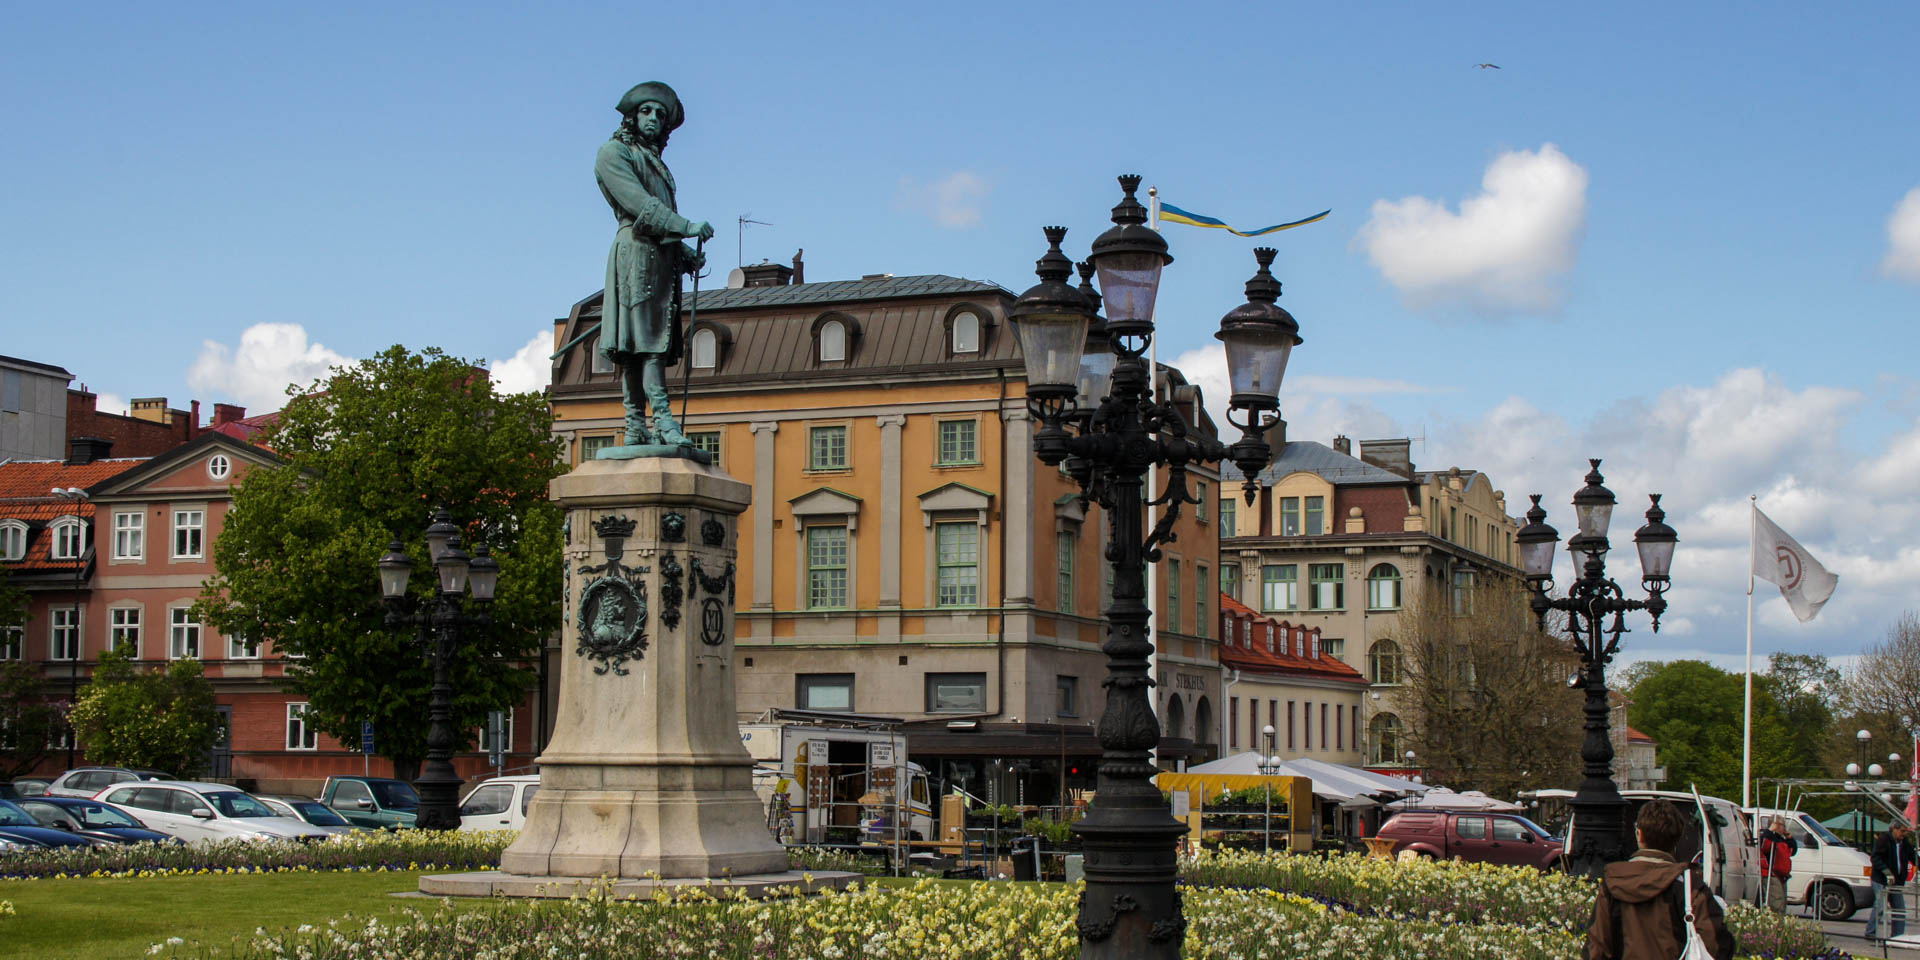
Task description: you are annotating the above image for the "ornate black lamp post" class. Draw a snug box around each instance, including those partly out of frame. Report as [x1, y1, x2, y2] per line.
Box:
[1514, 460, 1676, 876]
[1011, 175, 1297, 959]
[375, 507, 501, 830]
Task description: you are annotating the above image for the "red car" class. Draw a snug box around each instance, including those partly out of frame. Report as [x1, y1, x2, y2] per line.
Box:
[1374, 810, 1564, 870]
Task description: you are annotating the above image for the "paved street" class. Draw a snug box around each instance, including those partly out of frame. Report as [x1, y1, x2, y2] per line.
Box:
[1819, 916, 1920, 959]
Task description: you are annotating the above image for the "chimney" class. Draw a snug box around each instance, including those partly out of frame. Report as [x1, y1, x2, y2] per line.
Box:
[1263, 417, 1287, 454]
[740, 261, 794, 287]
[1358, 438, 1414, 479]
[67, 436, 113, 465]
[131, 397, 169, 424]
[213, 403, 247, 425]
[1332, 434, 1351, 455]
[189, 400, 200, 439]
[791, 248, 805, 285]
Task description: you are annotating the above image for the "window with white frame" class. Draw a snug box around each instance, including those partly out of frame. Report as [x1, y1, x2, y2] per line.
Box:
[1195, 481, 1207, 521]
[172, 509, 204, 559]
[228, 631, 260, 659]
[109, 607, 141, 654]
[936, 419, 977, 465]
[0, 521, 25, 561]
[1366, 563, 1402, 610]
[951, 310, 981, 354]
[50, 607, 80, 661]
[0, 625, 21, 660]
[588, 336, 614, 375]
[690, 328, 718, 369]
[169, 607, 202, 659]
[113, 512, 143, 560]
[207, 454, 231, 480]
[50, 517, 84, 560]
[286, 703, 318, 750]
[935, 522, 979, 607]
[818, 320, 847, 362]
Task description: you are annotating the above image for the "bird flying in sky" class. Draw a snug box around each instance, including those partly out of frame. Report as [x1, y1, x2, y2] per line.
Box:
[1475, 63, 1501, 69]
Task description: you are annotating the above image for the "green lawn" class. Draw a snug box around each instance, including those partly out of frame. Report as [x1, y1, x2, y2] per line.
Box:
[0, 870, 443, 960]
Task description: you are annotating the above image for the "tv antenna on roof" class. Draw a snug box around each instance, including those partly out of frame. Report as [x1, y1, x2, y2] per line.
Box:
[737, 214, 773, 268]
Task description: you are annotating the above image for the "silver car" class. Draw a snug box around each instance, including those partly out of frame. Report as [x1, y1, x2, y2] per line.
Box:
[95, 782, 334, 844]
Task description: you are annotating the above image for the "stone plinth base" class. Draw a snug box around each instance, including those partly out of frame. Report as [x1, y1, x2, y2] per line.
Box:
[419, 870, 862, 899]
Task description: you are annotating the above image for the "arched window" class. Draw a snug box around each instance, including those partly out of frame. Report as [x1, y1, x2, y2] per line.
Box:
[50, 517, 85, 561]
[1366, 563, 1402, 610]
[0, 521, 25, 561]
[690, 328, 718, 369]
[1368, 712, 1403, 766]
[951, 311, 981, 353]
[1369, 639, 1402, 686]
[1193, 696, 1213, 747]
[819, 320, 847, 362]
[1164, 693, 1186, 740]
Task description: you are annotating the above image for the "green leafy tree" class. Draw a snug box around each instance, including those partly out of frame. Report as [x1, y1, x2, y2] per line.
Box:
[198, 346, 563, 782]
[0, 662, 60, 780]
[68, 647, 222, 776]
[1620, 659, 1797, 802]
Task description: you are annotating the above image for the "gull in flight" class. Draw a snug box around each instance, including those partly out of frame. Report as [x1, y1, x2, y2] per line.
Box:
[1475, 63, 1500, 69]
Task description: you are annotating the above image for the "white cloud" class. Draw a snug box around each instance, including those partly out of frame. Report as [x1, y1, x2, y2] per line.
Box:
[1356, 144, 1589, 314]
[1166, 344, 1438, 443]
[893, 171, 991, 228]
[187, 323, 351, 414]
[93, 392, 128, 417]
[488, 332, 553, 396]
[1882, 187, 1920, 281]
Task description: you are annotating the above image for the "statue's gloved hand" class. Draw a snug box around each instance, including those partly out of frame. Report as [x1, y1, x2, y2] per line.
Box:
[686, 219, 716, 242]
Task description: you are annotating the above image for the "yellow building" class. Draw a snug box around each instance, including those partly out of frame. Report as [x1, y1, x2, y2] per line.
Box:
[547, 263, 1227, 793]
[1217, 428, 1521, 769]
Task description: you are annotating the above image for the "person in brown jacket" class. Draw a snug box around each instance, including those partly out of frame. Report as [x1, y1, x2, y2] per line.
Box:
[1584, 800, 1737, 960]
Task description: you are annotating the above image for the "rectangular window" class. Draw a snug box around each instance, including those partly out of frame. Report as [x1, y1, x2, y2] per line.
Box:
[796, 673, 854, 711]
[1336, 703, 1343, 751]
[687, 430, 721, 466]
[1228, 697, 1239, 749]
[1321, 637, 1345, 661]
[51, 520, 84, 560]
[1056, 530, 1075, 614]
[1261, 565, 1297, 611]
[1309, 563, 1344, 610]
[228, 631, 260, 660]
[1167, 559, 1181, 633]
[1280, 497, 1300, 536]
[1286, 700, 1295, 750]
[286, 703, 318, 750]
[50, 608, 80, 661]
[806, 526, 849, 610]
[1304, 496, 1324, 535]
[1321, 703, 1329, 750]
[113, 512, 143, 560]
[935, 522, 979, 607]
[1220, 496, 1236, 537]
[169, 608, 201, 659]
[1195, 566, 1208, 639]
[1449, 506, 1458, 543]
[1056, 675, 1078, 717]
[1452, 569, 1474, 615]
[1303, 700, 1312, 751]
[1195, 481, 1207, 522]
[808, 425, 848, 470]
[936, 420, 977, 465]
[580, 435, 615, 462]
[0, 626, 21, 660]
[925, 672, 987, 713]
[172, 509, 204, 559]
[110, 607, 140, 654]
[0, 523, 23, 561]
[588, 337, 615, 375]
[1221, 561, 1241, 601]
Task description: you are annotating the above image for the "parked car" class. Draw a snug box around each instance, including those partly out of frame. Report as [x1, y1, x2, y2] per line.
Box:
[0, 798, 99, 849]
[17, 797, 174, 845]
[318, 776, 419, 830]
[457, 775, 540, 832]
[94, 782, 333, 843]
[1745, 806, 1875, 920]
[1375, 809, 1564, 870]
[44, 767, 172, 799]
[257, 795, 357, 835]
[10, 779, 52, 797]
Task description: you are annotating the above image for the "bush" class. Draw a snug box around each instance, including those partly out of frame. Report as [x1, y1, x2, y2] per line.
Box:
[0, 829, 514, 880]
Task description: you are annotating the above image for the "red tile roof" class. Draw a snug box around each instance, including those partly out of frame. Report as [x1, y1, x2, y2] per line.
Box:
[1218, 594, 1366, 684]
[1626, 726, 1656, 743]
[0, 458, 146, 572]
[206, 410, 280, 443]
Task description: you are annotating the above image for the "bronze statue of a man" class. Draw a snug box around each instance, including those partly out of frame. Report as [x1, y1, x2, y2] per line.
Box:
[597, 81, 714, 447]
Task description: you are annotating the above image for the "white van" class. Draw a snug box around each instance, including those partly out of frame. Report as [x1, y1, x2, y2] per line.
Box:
[1746, 807, 1875, 920]
[457, 775, 540, 832]
[1541, 787, 1760, 902]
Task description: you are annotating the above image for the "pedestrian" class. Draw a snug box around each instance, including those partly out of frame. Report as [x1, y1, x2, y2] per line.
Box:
[1867, 820, 1916, 941]
[1757, 815, 1798, 914]
[1584, 800, 1736, 960]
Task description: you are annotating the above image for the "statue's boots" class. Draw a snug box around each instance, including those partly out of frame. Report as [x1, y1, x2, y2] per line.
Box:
[624, 414, 652, 447]
[652, 411, 689, 446]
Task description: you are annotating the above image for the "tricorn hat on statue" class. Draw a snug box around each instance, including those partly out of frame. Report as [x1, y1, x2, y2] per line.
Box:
[615, 81, 684, 131]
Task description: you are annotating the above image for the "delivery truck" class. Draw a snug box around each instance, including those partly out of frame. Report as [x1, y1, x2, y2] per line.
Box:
[741, 713, 934, 845]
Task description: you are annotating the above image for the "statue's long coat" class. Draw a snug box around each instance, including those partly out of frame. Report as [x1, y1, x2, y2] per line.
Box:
[595, 137, 685, 367]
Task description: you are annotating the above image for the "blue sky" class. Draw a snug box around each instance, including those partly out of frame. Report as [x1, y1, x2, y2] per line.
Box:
[5, 1, 1917, 669]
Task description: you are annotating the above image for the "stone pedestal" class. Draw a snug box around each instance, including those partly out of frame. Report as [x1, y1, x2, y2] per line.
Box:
[489, 456, 793, 881]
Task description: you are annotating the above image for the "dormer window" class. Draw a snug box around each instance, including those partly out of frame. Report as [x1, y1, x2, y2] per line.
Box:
[50, 517, 85, 561]
[691, 328, 718, 369]
[0, 521, 25, 561]
[952, 311, 981, 353]
[819, 320, 847, 362]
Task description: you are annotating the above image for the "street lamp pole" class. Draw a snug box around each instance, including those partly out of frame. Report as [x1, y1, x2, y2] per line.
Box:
[1011, 176, 1298, 960]
[1514, 461, 1677, 877]
[375, 507, 501, 830]
[1260, 724, 1279, 854]
[51, 486, 89, 769]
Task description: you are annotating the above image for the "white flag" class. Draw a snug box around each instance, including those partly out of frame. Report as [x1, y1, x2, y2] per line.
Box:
[1752, 506, 1838, 622]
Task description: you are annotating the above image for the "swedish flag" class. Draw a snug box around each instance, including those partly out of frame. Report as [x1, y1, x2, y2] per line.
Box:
[1158, 202, 1330, 238]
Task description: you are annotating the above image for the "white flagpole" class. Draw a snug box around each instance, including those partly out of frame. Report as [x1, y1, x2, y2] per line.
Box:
[1743, 495, 1756, 811]
[1146, 185, 1162, 766]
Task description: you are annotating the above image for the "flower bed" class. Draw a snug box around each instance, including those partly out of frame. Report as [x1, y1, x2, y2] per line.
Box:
[0, 829, 514, 880]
